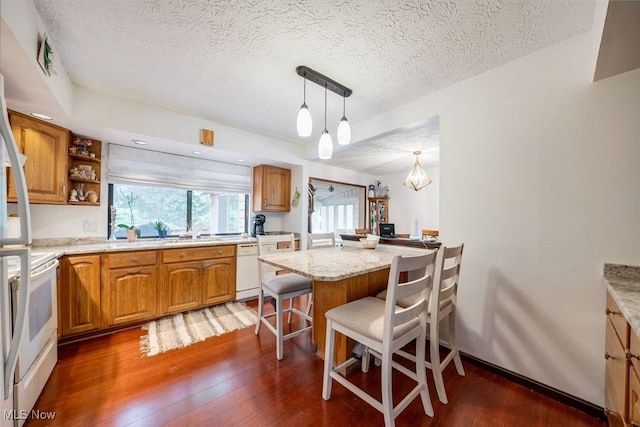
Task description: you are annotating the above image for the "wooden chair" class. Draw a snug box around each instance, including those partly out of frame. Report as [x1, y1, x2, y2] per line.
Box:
[354, 228, 371, 235]
[422, 229, 439, 238]
[386, 244, 465, 404]
[255, 234, 313, 360]
[322, 252, 438, 426]
[307, 232, 335, 249]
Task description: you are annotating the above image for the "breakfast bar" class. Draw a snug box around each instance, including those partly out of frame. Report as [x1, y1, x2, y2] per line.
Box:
[258, 244, 433, 365]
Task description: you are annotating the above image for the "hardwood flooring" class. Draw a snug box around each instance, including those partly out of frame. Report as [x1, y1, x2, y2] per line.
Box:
[26, 299, 605, 427]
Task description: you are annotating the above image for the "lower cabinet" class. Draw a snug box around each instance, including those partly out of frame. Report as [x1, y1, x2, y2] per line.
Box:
[60, 255, 101, 336]
[103, 251, 158, 327]
[60, 245, 237, 339]
[160, 246, 236, 315]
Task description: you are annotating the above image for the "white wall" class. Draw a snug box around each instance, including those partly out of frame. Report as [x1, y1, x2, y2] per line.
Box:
[356, 29, 640, 405]
[380, 166, 439, 234]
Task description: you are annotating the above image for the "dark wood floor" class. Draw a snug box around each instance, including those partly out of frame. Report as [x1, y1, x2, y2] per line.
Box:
[26, 299, 605, 427]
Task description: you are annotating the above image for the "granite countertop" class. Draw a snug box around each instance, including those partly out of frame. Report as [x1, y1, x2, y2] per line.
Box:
[604, 263, 640, 337]
[258, 244, 431, 281]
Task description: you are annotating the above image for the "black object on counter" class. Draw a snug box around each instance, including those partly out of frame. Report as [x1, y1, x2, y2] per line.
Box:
[252, 214, 266, 237]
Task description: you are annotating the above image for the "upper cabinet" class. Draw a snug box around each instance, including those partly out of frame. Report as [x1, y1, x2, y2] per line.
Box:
[253, 165, 291, 212]
[7, 110, 69, 204]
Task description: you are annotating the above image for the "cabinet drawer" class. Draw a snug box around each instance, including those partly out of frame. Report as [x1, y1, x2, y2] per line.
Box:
[107, 251, 157, 269]
[608, 292, 630, 348]
[163, 245, 235, 263]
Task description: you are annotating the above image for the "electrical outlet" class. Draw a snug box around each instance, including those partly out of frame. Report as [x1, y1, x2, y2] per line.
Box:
[83, 220, 97, 232]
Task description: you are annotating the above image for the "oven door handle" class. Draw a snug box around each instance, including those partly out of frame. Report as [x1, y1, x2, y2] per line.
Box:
[31, 258, 59, 282]
[1, 247, 30, 399]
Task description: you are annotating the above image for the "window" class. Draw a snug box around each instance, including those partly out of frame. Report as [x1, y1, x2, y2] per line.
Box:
[309, 178, 365, 238]
[109, 183, 249, 239]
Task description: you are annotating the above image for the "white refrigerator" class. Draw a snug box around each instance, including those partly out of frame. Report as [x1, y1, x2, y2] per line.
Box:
[0, 73, 32, 427]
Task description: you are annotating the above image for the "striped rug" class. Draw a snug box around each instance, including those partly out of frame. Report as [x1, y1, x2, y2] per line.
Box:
[140, 302, 258, 357]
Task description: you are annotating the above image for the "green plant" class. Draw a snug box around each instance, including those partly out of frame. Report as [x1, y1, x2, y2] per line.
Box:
[154, 219, 168, 231]
[117, 190, 139, 231]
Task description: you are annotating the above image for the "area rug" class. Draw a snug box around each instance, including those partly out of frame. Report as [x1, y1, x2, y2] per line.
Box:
[140, 301, 258, 357]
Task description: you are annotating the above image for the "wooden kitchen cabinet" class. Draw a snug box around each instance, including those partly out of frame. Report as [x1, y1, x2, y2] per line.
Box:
[60, 255, 101, 336]
[161, 245, 236, 315]
[629, 330, 640, 427]
[103, 251, 158, 327]
[605, 291, 630, 426]
[67, 136, 102, 206]
[253, 165, 291, 212]
[7, 110, 69, 204]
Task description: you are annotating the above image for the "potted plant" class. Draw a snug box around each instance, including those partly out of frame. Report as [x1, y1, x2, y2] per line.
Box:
[117, 191, 140, 241]
[154, 219, 168, 238]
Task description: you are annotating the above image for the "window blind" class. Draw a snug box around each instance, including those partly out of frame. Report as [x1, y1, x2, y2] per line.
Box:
[107, 144, 251, 192]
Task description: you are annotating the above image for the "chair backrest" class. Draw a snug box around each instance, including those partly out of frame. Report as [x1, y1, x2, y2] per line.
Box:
[422, 229, 439, 238]
[430, 244, 464, 315]
[307, 232, 335, 250]
[257, 234, 296, 281]
[383, 252, 438, 344]
[354, 228, 371, 235]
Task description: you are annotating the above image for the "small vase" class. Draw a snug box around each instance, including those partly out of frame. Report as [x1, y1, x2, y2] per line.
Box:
[127, 229, 137, 242]
[158, 230, 168, 238]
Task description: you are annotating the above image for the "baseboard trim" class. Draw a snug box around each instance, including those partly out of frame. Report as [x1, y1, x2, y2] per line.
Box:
[460, 352, 606, 421]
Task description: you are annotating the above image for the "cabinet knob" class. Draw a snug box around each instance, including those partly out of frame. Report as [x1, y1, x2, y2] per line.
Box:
[180, 253, 185, 258]
[217, 250, 222, 255]
[130, 257, 138, 262]
[606, 308, 620, 316]
[628, 350, 640, 360]
[605, 352, 615, 360]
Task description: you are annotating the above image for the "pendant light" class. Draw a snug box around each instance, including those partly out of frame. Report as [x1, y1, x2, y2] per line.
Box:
[296, 74, 312, 137]
[337, 93, 351, 145]
[318, 85, 333, 159]
[403, 151, 432, 191]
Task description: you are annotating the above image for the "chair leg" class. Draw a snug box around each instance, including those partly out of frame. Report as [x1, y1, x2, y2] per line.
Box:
[276, 296, 284, 360]
[306, 294, 313, 317]
[430, 317, 448, 404]
[287, 297, 294, 324]
[361, 345, 371, 373]
[416, 328, 434, 417]
[254, 288, 264, 335]
[322, 320, 335, 400]
[381, 345, 394, 427]
[449, 309, 465, 376]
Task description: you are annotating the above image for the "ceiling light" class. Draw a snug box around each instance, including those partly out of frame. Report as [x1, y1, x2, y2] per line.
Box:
[337, 94, 351, 145]
[132, 140, 147, 145]
[237, 159, 246, 163]
[192, 150, 202, 155]
[30, 112, 52, 120]
[318, 85, 333, 160]
[295, 66, 352, 158]
[296, 74, 312, 137]
[403, 151, 432, 191]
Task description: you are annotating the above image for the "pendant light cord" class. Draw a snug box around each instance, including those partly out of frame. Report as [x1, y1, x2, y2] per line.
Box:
[324, 84, 328, 129]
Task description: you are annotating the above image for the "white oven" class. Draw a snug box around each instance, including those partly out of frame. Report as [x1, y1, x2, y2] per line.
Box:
[10, 255, 58, 427]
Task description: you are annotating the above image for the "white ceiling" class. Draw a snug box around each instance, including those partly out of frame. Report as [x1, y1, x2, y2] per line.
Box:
[19, 1, 595, 172]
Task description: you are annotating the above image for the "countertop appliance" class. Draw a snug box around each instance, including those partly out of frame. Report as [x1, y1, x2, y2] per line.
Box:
[236, 243, 259, 300]
[0, 73, 37, 427]
[251, 214, 266, 237]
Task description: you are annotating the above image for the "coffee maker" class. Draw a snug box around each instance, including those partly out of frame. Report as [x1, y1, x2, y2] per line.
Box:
[251, 214, 266, 237]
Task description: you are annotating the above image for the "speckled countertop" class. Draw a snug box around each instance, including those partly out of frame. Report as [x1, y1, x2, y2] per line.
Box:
[604, 263, 640, 337]
[258, 244, 432, 281]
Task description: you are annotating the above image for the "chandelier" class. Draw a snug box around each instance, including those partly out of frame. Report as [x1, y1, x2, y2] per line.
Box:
[403, 151, 432, 191]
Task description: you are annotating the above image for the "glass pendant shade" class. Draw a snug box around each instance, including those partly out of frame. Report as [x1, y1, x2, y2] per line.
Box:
[337, 116, 351, 145]
[296, 103, 312, 137]
[403, 151, 432, 191]
[318, 129, 333, 159]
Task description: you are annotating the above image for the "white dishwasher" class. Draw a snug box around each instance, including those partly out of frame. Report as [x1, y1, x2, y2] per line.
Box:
[236, 243, 259, 300]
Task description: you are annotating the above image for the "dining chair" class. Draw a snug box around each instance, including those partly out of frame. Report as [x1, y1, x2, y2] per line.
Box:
[322, 251, 438, 427]
[307, 232, 335, 249]
[354, 228, 371, 235]
[422, 229, 439, 238]
[378, 244, 465, 404]
[255, 234, 313, 360]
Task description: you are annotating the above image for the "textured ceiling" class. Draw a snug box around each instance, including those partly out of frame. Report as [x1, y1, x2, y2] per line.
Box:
[31, 0, 594, 170]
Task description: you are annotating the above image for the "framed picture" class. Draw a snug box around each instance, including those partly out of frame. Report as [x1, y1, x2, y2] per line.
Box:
[37, 34, 57, 76]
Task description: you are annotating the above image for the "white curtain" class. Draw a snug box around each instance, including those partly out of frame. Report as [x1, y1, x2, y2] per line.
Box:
[108, 144, 251, 192]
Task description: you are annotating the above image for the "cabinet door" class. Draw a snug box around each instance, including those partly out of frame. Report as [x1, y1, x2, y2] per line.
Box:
[630, 365, 640, 427]
[104, 266, 157, 327]
[61, 255, 101, 336]
[8, 111, 68, 204]
[605, 317, 629, 425]
[161, 261, 202, 315]
[253, 165, 290, 212]
[201, 257, 236, 306]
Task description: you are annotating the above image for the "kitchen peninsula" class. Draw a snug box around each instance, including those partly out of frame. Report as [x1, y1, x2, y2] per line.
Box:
[258, 244, 433, 365]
